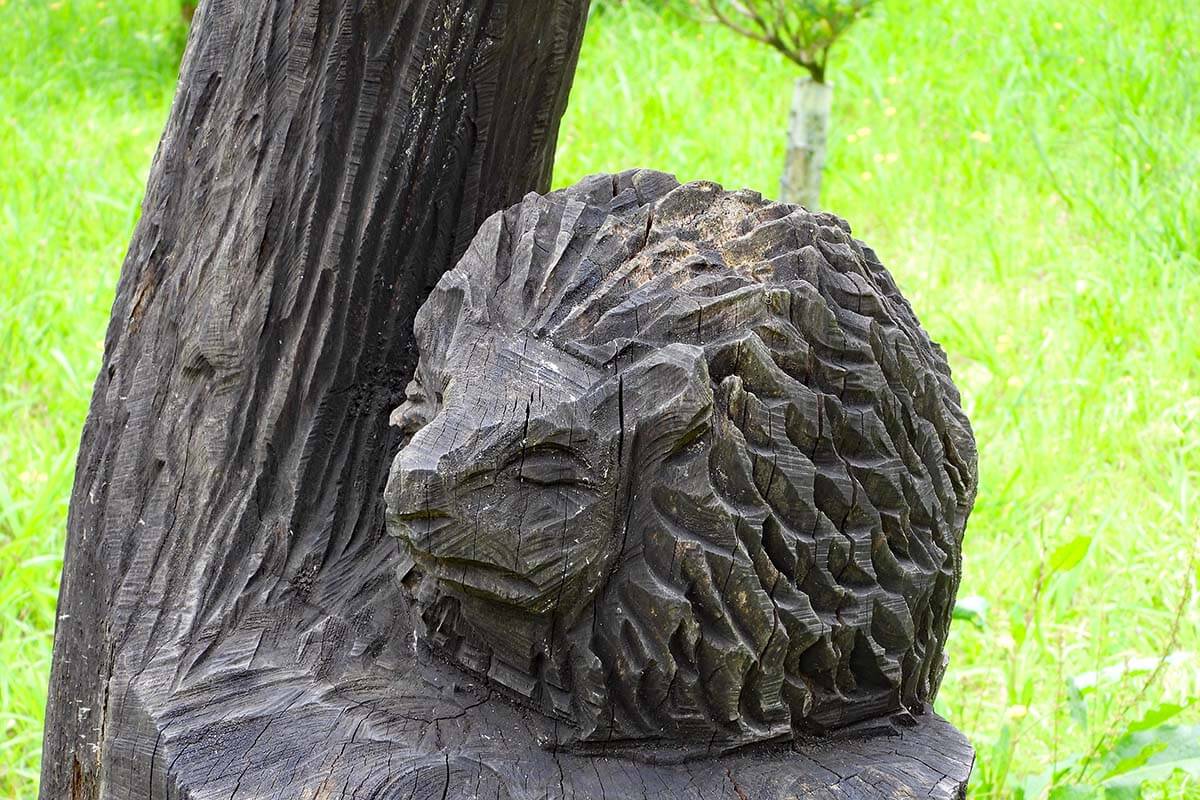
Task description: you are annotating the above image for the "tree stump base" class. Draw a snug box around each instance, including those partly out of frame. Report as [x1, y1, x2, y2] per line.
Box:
[89, 172, 976, 800]
[109, 626, 972, 799]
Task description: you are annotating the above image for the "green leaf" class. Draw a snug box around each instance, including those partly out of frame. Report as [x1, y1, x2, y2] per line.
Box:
[1103, 783, 1140, 800]
[1018, 674, 1036, 707]
[1103, 740, 1167, 781]
[1010, 605, 1028, 649]
[1048, 785, 1101, 800]
[1126, 702, 1189, 733]
[1048, 535, 1093, 574]
[953, 595, 988, 629]
[1100, 724, 1200, 794]
[1067, 681, 1088, 730]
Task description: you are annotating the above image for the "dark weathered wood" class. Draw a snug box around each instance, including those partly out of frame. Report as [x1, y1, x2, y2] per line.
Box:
[103, 638, 975, 798]
[40, 0, 590, 796]
[84, 171, 978, 799]
[45, 1, 979, 794]
[379, 169, 978, 795]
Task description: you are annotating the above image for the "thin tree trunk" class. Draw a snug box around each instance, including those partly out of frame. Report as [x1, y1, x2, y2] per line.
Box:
[39, 0, 589, 796]
[780, 76, 832, 209]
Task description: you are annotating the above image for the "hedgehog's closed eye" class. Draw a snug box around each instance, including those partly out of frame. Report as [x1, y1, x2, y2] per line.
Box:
[506, 442, 590, 486]
[519, 461, 585, 487]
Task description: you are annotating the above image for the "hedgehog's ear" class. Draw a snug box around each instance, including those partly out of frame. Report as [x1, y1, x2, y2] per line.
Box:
[412, 269, 476, 377]
[584, 343, 714, 469]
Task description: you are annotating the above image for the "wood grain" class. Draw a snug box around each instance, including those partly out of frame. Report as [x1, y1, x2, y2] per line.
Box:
[42, 2, 977, 796]
[386, 169, 979, 765]
[40, 0, 590, 796]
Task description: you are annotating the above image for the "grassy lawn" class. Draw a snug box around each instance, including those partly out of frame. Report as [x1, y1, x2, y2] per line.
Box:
[1, 0, 1197, 797]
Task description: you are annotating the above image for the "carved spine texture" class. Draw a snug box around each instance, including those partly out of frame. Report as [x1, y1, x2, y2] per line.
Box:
[386, 170, 978, 751]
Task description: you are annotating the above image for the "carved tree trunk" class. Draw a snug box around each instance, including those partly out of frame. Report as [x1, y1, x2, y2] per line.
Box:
[39, 0, 589, 796]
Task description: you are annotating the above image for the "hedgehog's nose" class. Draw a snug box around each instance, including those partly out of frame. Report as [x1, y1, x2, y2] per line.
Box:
[388, 415, 458, 519]
[391, 449, 449, 515]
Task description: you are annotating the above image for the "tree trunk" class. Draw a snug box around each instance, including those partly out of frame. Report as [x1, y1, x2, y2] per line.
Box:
[39, 0, 589, 796]
[779, 76, 832, 210]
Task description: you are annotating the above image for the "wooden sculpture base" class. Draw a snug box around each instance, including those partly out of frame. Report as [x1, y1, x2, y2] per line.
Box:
[103, 619, 973, 800]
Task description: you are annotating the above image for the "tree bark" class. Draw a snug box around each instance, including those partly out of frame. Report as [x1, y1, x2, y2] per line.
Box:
[780, 76, 832, 210]
[39, 0, 589, 796]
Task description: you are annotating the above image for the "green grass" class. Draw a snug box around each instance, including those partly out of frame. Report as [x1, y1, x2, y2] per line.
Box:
[1, 0, 1197, 797]
[0, 1, 186, 794]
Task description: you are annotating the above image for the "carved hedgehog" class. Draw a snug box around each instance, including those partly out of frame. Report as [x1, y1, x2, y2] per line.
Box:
[385, 170, 977, 753]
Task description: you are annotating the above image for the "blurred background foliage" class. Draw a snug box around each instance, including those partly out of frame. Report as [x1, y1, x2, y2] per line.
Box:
[0, 0, 1197, 797]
